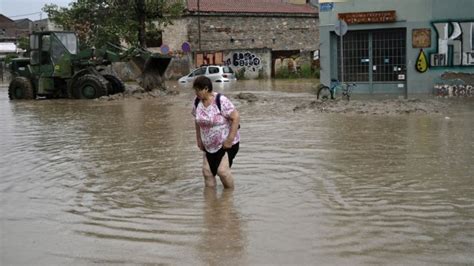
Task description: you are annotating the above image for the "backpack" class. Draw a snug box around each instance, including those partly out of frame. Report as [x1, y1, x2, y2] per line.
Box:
[194, 93, 240, 129]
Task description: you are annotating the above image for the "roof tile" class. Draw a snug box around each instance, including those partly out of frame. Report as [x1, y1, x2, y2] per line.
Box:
[187, 0, 317, 14]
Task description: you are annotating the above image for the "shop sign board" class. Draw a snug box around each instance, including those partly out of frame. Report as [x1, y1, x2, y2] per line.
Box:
[338, 10, 396, 24]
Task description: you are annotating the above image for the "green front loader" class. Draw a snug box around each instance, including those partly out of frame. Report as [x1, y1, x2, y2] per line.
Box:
[8, 31, 172, 100]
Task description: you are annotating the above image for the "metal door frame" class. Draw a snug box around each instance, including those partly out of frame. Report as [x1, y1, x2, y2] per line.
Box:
[335, 28, 407, 94]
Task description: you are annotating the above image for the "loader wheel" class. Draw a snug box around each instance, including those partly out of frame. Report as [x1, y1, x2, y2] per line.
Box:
[73, 74, 108, 99]
[8, 77, 36, 100]
[103, 74, 125, 95]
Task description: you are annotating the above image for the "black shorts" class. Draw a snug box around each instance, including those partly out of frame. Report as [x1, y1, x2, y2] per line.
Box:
[205, 142, 239, 177]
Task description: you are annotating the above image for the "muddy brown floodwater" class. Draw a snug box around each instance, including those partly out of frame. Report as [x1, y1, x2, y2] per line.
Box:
[1, 79, 473, 265]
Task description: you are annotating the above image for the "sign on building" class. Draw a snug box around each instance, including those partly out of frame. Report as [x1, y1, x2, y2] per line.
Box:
[338, 11, 396, 24]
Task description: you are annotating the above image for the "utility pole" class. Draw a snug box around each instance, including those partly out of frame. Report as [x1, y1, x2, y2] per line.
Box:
[335, 19, 347, 84]
[197, 0, 201, 51]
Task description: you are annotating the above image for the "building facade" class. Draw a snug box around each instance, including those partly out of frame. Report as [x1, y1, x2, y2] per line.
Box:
[33, 18, 63, 32]
[0, 14, 16, 38]
[162, 0, 319, 79]
[14, 19, 34, 38]
[319, 0, 474, 96]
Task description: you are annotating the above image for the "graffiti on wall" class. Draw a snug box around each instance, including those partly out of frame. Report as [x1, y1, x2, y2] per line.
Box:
[430, 22, 474, 67]
[433, 72, 474, 97]
[224, 51, 262, 72]
[433, 83, 473, 97]
[195, 52, 223, 66]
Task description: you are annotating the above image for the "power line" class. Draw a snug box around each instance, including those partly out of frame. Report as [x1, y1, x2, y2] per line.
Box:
[8, 12, 43, 18]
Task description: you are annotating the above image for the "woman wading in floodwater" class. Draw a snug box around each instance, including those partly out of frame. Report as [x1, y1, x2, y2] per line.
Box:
[192, 76, 240, 189]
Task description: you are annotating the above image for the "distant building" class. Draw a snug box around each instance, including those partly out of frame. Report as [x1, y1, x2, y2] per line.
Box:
[319, 0, 474, 96]
[0, 14, 16, 38]
[14, 18, 34, 38]
[162, 0, 319, 79]
[0, 14, 20, 67]
[33, 18, 63, 32]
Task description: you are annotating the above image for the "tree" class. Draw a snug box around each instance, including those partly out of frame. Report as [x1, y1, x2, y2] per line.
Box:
[43, 0, 183, 49]
[17, 37, 30, 51]
[109, 0, 183, 48]
[43, 1, 121, 49]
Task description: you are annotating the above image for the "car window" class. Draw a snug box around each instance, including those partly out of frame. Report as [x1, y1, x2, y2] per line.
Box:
[194, 67, 206, 76]
[223, 66, 234, 73]
[209, 67, 220, 74]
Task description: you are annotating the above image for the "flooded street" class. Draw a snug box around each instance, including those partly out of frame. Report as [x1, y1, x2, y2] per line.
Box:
[1, 79, 473, 265]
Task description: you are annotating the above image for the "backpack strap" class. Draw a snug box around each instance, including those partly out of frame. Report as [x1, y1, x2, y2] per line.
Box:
[195, 93, 222, 112]
[195, 93, 240, 129]
[194, 97, 200, 109]
[215, 93, 222, 112]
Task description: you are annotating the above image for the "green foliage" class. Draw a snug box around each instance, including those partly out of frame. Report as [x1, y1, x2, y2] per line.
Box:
[17, 37, 29, 51]
[275, 63, 320, 79]
[275, 67, 291, 79]
[313, 67, 321, 79]
[4, 54, 19, 64]
[235, 68, 246, 80]
[43, 0, 183, 49]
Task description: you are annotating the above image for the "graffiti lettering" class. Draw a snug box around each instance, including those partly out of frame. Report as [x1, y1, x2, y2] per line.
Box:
[431, 22, 474, 67]
[224, 52, 262, 72]
[461, 23, 474, 65]
[432, 54, 446, 66]
[466, 52, 474, 65]
[433, 84, 473, 97]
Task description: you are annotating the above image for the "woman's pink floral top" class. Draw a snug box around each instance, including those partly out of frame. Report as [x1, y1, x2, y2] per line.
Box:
[192, 93, 240, 153]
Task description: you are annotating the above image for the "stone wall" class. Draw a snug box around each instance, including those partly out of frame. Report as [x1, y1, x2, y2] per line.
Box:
[160, 18, 191, 52]
[188, 15, 319, 52]
[162, 14, 318, 53]
[161, 13, 319, 79]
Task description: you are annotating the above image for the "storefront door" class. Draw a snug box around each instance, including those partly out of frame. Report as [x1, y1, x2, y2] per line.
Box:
[336, 28, 407, 94]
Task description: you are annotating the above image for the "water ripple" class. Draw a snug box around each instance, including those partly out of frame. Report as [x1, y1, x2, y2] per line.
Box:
[1, 84, 473, 264]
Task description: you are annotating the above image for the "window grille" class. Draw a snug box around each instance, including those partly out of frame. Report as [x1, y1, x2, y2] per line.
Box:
[372, 29, 406, 82]
[337, 31, 369, 82]
[337, 29, 406, 83]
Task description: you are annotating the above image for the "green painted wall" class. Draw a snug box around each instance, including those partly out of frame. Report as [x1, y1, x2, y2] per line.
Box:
[319, 0, 474, 95]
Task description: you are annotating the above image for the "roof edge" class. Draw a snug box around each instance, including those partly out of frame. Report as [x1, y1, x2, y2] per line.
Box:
[186, 11, 318, 18]
[0, 14, 15, 23]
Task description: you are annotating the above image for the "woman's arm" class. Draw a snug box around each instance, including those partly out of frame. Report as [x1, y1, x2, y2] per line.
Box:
[223, 110, 240, 149]
[195, 121, 204, 151]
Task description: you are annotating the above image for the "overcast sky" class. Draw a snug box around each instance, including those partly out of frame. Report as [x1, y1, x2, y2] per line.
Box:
[1, 0, 72, 21]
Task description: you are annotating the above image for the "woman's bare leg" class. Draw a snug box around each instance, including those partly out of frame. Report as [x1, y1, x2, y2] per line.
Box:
[202, 154, 216, 187]
[217, 153, 234, 189]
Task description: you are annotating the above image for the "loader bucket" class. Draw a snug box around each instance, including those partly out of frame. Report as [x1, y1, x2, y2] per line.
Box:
[130, 54, 172, 91]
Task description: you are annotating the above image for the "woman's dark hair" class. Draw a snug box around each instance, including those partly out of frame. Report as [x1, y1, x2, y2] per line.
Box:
[193, 76, 213, 92]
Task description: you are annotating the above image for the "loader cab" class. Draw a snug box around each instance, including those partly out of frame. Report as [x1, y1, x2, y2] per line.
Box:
[29, 31, 78, 96]
[30, 31, 78, 66]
